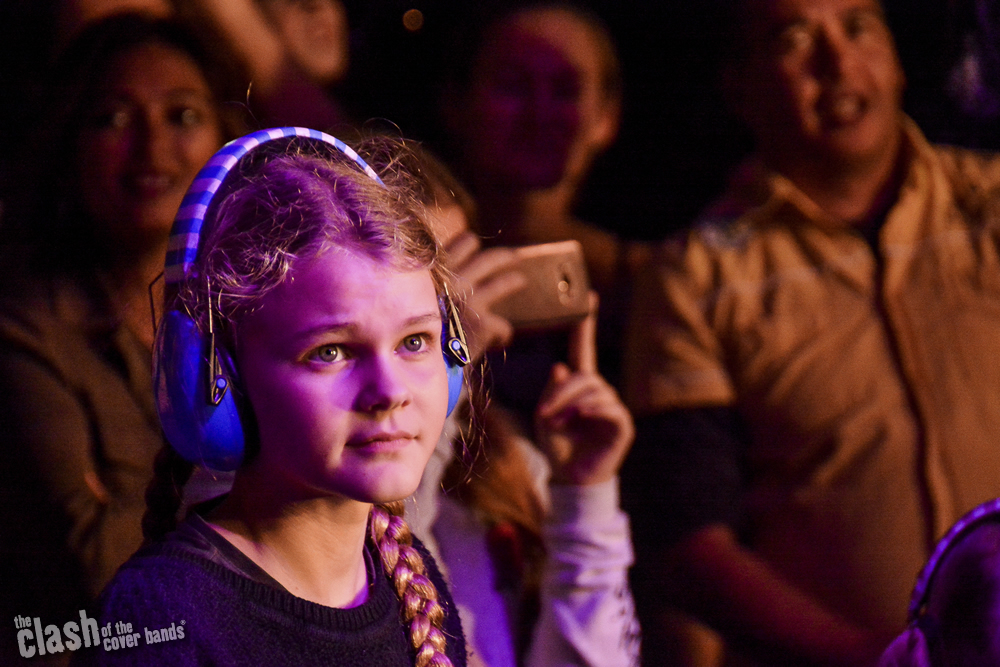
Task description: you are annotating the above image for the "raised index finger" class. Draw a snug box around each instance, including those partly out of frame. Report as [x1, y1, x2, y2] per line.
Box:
[568, 291, 599, 374]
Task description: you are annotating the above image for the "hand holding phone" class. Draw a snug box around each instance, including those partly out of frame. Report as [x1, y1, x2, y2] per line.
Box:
[490, 240, 592, 332]
[445, 231, 527, 362]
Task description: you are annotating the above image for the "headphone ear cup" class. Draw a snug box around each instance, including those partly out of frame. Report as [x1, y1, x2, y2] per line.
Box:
[445, 356, 464, 417]
[154, 310, 245, 471]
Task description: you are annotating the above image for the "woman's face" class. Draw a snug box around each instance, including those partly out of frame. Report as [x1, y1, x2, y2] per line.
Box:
[235, 249, 450, 505]
[456, 8, 615, 190]
[260, 0, 349, 85]
[77, 41, 222, 253]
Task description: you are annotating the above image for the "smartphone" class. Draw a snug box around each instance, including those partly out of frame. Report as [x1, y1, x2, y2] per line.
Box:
[491, 240, 591, 331]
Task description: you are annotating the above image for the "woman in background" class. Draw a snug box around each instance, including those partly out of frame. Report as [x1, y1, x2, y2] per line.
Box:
[0, 14, 241, 661]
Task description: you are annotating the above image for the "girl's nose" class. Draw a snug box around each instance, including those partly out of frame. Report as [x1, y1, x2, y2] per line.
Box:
[355, 356, 412, 414]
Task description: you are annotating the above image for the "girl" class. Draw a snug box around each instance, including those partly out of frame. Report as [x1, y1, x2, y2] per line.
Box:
[78, 129, 467, 666]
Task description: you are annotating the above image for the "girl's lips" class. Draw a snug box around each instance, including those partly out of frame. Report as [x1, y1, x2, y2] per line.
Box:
[346, 432, 416, 451]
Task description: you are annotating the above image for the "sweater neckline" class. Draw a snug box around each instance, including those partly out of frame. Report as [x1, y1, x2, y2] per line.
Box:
[144, 513, 396, 631]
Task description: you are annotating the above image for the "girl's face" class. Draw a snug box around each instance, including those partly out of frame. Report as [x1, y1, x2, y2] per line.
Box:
[235, 248, 450, 505]
[77, 41, 223, 253]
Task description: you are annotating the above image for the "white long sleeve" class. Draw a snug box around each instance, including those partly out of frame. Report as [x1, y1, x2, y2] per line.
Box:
[526, 477, 641, 667]
[409, 423, 641, 667]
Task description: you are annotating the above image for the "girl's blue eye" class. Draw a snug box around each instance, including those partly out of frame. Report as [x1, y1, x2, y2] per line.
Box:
[313, 345, 342, 363]
[402, 335, 426, 352]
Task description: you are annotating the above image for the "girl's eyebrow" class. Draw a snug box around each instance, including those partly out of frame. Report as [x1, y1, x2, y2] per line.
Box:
[292, 312, 443, 342]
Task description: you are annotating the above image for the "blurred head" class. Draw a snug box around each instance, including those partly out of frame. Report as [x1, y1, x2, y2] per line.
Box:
[923, 522, 1000, 665]
[76, 40, 223, 256]
[723, 0, 905, 176]
[257, 0, 349, 85]
[56, 0, 172, 45]
[15, 13, 243, 271]
[446, 3, 622, 191]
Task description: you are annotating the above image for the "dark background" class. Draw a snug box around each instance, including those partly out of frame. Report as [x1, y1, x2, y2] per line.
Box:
[1, 0, 995, 241]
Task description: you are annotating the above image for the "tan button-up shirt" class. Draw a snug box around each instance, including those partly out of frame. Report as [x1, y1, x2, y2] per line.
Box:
[625, 120, 1000, 632]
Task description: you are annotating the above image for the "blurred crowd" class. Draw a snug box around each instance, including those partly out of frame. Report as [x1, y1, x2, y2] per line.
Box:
[1, 0, 1000, 666]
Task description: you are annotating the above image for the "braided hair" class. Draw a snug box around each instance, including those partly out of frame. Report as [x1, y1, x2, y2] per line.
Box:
[371, 502, 454, 667]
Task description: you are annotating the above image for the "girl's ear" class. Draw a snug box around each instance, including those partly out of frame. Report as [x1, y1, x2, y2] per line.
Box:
[221, 333, 262, 461]
[155, 310, 246, 472]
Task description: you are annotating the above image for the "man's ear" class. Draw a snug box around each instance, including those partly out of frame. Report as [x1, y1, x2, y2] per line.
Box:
[587, 94, 621, 154]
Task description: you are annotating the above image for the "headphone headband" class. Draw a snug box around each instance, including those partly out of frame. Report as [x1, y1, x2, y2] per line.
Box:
[164, 127, 382, 285]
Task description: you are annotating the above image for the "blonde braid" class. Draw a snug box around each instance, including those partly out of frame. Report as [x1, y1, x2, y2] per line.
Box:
[370, 502, 454, 667]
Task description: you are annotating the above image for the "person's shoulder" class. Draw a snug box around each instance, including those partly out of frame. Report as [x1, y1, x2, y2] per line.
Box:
[96, 545, 218, 612]
[672, 159, 777, 257]
[411, 533, 453, 604]
[928, 143, 1000, 224]
[0, 269, 105, 346]
[645, 208, 753, 277]
[72, 549, 207, 666]
[930, 143, 1000, 190]
[99, 520, 273, 615]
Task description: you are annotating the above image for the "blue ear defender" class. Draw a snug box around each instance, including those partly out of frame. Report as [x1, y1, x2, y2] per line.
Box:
[154, 127, 469, 471]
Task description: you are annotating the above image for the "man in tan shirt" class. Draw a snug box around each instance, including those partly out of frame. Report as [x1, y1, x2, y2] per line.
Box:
[623, 0, 1000, 665]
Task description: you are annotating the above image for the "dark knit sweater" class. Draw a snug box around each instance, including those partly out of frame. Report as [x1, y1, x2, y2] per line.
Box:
[71, 515, 466, 666]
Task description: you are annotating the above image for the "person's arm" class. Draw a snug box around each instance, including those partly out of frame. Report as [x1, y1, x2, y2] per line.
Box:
[175, 0, 347, 129]
[526, 296, 640, 666]
[0, 338, 155, 613]
[671, 523, 889, 666]
[623, 410, 889, 667]
[526, 478, 640, 667]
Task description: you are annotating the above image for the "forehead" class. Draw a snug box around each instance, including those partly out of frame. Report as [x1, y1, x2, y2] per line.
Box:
[738, 0, 887, 38]
[241, 248, 440, 335]
[479, 9, 605, 80]
[102, 41, 209, 92]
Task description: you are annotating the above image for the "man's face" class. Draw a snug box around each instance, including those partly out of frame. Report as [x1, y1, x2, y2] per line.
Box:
[733, 0, 905, 173]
